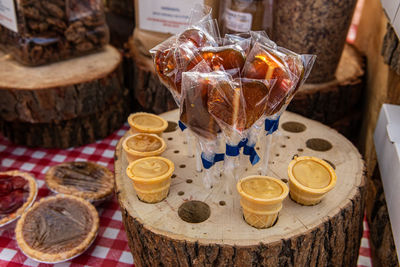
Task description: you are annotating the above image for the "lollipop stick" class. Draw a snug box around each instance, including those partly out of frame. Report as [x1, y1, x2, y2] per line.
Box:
[260, 133, 273, 175]
[195, 140, 202, 173]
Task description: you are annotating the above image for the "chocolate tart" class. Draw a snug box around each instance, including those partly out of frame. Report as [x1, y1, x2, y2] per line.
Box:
[0, 170, 37, 227]
[15, 195, 99, 263]
[45, 161, 114, 202]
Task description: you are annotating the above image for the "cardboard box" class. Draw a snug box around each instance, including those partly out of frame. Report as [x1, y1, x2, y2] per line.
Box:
[374, 103, 400, 259]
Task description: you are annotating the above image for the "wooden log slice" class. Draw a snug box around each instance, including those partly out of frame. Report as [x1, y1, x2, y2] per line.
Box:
[287, 44, 365, 125]
[328, 111, 362, 144]
[0, 45, 123, 123]
[366, 165, 399, 267]
[0, 91, 130, 148]
[115, 110, 366, 267]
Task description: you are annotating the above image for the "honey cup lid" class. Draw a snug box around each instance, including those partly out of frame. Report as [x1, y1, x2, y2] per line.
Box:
[123, 133, 166, 156]
[237, 176, 289, 204]
[126, 156, 174, 183]
[288, 156, 337, 194]
[127, 112, 168, 133]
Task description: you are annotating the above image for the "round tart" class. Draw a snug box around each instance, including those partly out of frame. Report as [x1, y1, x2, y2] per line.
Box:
[45, 161, 114, 202]
[16, 195, 99, 263]
[127, 112, 168, 136]
[0, 170, 37, 227]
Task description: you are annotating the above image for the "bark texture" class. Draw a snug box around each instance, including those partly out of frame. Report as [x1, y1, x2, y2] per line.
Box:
[366, 165, 399, 267]
[0, 89, 130, 149]
[382, 23, 400, 76]
[120, 180, 365, 267]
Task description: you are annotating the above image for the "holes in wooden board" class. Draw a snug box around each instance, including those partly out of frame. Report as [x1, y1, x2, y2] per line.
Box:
[323, 159, 336, 170]
[219, 201, 226, 206]
[171, 174, 177, 179]
[178, 201, 210, 223]
[180, 164, 186, 168]
[281, 122, 306, 133]
[281, 178, 288, 183]
[297, 148, 304, 152]
[275, 153, 280, 157]
[168, 137, 173, 141]
[186, 179, 193, 184]
[174, 150, 180, 154]
[165, 121, 178, 132]
[178, 191, 184, 196]
[306, 138, 332, 152]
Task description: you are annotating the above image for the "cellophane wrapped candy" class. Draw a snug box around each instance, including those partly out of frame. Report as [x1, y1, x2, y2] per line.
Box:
[150, 5, 316, 188]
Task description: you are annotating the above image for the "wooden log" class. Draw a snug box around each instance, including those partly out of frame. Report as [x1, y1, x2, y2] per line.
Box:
[129, 38, 177, 114]
[287, 44, 365, 125]
[382, 23, 400, 76]
[272, 0, 358, 83]
[115, 110, 366, 267]
[366, 165, 399, 267]
[328, 111, 362, 144]
[105, 10, 135, 49]
[105, 0, 134, 18]
[0, 93, 130, 148]
[0, 45, 123, 124]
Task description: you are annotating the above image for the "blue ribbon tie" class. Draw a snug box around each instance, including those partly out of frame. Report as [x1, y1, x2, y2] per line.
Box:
[265, 116, 281, 135]
[178, 120, 187, 131]
[226, 138, 247, 157]
[201, 152, 225, 169]
[243, 144, 260, 165]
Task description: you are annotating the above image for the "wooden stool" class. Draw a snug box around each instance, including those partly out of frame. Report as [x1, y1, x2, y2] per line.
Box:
[0, 45, 129, 148]
[115, 110, 366, 266]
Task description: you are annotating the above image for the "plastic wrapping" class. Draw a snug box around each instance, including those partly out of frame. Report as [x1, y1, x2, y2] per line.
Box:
[0, 0, 109, 66]
[16, 195, 99, 263]
[150, 7, 220, 105]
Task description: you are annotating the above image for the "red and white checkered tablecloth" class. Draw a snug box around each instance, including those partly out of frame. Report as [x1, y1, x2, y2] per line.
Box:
[0, 124, 372, 267]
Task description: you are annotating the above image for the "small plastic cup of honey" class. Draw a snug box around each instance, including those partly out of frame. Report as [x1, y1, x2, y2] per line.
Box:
[127, 112, 168, 136]
[288, 156, 337, 206]
[122, 133, 166, 163]
[126, 156, 174, 203]
[237, 175, 289, 229]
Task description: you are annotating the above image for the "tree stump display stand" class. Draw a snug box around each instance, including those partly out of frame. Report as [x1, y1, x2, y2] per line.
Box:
[115, 110, 366, 266]
[0, 45, 129, 148]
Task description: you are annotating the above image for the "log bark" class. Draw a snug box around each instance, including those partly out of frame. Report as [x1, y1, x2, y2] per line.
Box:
[287, 44, 365, 125]
[0, 92, 130, 148]
[115, 110, 366, 267]
[0, 46, 123, 123]
[382, 23, 400, 76]
[366, 165, 399, 267]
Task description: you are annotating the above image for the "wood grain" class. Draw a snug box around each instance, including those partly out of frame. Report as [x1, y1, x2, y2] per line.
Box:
[115, 110, 366, 266]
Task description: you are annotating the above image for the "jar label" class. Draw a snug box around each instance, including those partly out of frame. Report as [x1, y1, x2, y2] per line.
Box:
[138, 0, 203, 34]
[225, 8, 253, 32]
[0, 0, 18, 32]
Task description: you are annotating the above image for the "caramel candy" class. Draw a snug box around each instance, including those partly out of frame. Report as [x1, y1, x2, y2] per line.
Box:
[181, 74, 220, 140]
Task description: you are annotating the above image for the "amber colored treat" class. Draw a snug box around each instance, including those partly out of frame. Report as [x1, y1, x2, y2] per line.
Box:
[240, 79, 270, 129]
[188, 47, 246, 76]
[153, 29, 213, 97]
[243, 47, 296, 115]
[181, 76, 220, 140]
[208, 80, 244, 132]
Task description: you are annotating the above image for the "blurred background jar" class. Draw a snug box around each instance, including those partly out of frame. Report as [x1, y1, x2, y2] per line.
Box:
[219, 0, 272, 36]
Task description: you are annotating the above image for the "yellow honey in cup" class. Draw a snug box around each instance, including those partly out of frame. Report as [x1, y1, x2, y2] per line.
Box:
[127, 112, 168, 136]
[123, 133, 166, 163]
[288, 156, 337, 206]
[237, 176, 289, 229]
[126, 156, 174, 203]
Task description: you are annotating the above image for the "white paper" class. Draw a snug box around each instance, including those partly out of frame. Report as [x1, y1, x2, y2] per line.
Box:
[0, 0, 18, 33]
[225, 8, 253, 32]
[138, 0, 203, 34]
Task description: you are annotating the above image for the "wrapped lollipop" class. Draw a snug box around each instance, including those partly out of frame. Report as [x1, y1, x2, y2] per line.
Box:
[242, 34, 316, 174]
[239, 78, 276, 167]
[180, 65, 226, 188]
